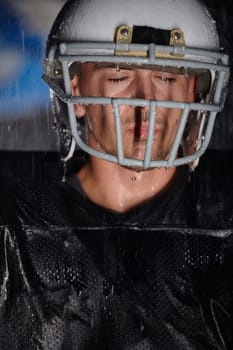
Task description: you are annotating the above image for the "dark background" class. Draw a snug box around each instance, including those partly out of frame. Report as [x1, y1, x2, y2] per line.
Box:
[0, 0, 232, 151]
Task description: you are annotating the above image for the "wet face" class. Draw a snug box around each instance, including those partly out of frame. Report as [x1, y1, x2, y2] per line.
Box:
[71, 63, 195, 164]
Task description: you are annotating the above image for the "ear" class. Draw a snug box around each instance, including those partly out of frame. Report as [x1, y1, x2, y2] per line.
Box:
[187, 76, 196, 102]
[70, 75, 86, 117]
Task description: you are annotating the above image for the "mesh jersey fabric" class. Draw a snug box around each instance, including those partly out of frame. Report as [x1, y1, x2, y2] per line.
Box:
[0, 150, 233, 349]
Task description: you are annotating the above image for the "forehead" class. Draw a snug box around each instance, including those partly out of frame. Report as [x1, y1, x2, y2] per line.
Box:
[76, 62, 196, 76]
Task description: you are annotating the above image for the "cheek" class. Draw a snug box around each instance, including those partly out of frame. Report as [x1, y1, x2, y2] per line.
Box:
[79, 74, 103, 97]
[163, 109, 183, 134]
[85, 104, 116, 129]
[170, 80, 191, 101]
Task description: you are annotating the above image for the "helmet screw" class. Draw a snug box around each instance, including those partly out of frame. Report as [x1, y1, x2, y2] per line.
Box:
[54, 69, 61, 76]
[120, 27, 129, 37]
[174, 31, 181, 40]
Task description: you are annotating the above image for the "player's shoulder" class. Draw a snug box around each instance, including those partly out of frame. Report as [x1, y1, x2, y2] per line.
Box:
[0, 150, 88, 226]
[0, 151, 62, 223]
[0, 150, 61, 184]
[190, 149, 233, 229]
[193, 149, 233, 195]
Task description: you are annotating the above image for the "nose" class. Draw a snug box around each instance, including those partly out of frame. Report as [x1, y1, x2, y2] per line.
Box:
[136, 70, 154, 100]
[134, 71, 154, 122]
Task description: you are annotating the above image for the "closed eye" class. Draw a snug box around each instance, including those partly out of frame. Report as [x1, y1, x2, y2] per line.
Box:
[159, 77, 176, 83]
[109, 77, 128, 83]
[152, 71, 177, 83]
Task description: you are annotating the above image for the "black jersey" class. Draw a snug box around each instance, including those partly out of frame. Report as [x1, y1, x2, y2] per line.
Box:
[0, 150, 233, 349]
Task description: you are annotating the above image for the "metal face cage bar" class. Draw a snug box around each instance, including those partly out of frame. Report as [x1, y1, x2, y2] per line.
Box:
[44, 42, 229, 80]
[66, 97, 220, 169]
[43, 41, 230, 168]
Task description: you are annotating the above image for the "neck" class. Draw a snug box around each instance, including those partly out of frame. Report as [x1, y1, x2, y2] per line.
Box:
[77, 157, 176, 213]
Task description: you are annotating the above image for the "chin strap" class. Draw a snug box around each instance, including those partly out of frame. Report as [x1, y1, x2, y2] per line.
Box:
[61, 137, 76, 182]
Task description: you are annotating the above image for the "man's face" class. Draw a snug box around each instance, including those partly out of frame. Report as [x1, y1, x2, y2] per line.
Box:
[72, 63, 195, 164]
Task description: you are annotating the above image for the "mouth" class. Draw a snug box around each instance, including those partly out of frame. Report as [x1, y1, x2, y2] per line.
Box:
[126, 123, 163, 140]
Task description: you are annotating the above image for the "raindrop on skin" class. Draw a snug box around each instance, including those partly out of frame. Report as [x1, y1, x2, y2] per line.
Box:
[183, 68, 189, 79]
[130, 168, 142, 181]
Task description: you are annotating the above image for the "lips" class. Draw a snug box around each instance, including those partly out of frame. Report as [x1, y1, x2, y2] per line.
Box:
[126, 123, 161, 139]
[135, 126, 149, 139]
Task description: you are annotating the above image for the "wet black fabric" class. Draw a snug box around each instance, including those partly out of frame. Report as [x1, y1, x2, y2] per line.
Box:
[0, 150, 233, 349]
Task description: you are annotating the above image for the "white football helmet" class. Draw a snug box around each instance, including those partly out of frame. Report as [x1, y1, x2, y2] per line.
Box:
[43, 0, 229, 169]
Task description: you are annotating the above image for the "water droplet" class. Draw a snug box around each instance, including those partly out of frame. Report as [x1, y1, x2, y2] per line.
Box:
[52, 122, 57, 130]
[111, 285, 114, 296]
[140, 323, 145, 332]
[64, 241, 69, 248]
[115, 64, 120, 72]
